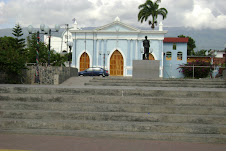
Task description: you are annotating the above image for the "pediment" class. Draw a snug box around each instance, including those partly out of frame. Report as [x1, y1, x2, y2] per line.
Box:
[95, 21, 140, 32]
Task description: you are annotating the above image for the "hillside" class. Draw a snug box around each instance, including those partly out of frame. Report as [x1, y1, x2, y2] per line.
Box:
[0, 27, 225, 50]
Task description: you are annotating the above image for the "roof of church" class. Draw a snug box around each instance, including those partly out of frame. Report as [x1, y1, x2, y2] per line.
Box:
[163, 37, 189, 43]
[95, 17, 140, 32]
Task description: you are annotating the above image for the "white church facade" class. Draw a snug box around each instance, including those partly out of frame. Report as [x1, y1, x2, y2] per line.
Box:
[47, 17, 188, 78]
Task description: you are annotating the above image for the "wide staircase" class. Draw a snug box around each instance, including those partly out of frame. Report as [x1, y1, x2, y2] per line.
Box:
[85, 77, 226, 88]
[0, 85, 226, 144]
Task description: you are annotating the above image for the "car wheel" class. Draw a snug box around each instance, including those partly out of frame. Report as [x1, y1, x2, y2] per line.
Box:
[102, 73, 105, 77]
[80, 74, 84, 77]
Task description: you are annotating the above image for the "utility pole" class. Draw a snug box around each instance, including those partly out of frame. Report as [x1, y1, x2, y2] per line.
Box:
[66, 24, 69, 54]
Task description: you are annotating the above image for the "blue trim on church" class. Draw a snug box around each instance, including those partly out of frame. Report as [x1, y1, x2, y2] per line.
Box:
[70, 19, 187, 78]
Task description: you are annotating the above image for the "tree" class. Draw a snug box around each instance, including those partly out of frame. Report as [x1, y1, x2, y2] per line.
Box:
[194, 49, 211, 56]
[138, 0, 168, 29]
[0, 36, 26, 83]
[178, 35, 196, 56]
[26, 33, 67, 66]
[26, 33, 52, 64]
[12, 24, 26, 52]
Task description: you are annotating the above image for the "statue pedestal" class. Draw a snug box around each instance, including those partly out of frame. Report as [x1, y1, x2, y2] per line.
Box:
[223, 70, 226, 80]
[133, 60, 160, 79]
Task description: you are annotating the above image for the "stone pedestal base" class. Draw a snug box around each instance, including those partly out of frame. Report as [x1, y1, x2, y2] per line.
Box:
[133, 60, 160, 79]
[223, 70, 226, 80]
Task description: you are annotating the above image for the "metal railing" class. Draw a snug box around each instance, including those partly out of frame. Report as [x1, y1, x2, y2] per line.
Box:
[179, 65, 223, 79]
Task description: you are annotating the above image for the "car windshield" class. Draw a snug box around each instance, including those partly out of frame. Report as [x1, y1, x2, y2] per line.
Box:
[93, 68, 101, 71]
[86, 68, 93, 71]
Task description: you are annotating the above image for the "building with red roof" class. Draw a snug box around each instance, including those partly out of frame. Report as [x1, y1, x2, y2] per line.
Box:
[163, 37, 189, 78]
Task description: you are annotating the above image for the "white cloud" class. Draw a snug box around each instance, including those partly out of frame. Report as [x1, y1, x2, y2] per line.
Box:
[0, 2, 6, 23]
[184, 0, 226, 29]
[0, 0, 226, 29]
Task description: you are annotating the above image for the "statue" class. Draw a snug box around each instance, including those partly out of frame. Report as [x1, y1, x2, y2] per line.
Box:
[143, 36, 150, 60]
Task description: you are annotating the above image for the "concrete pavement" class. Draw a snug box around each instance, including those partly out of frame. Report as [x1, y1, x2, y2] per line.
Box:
[0, 134, 226, 151]
[1, 77, 226, 151]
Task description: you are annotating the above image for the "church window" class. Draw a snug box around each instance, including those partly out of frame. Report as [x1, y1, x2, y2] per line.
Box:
[166, 51, 172, 60]
[177, 52, 183, 60]
[173, 43, 177, 50]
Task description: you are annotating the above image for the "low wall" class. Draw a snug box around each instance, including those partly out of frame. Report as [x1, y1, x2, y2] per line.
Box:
[23, 66, 78, 85]
[0, 72, 7, 84]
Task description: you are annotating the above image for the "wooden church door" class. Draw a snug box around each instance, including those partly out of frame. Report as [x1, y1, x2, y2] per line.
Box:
[80, 52, 90, 71]
[110, 50, 124, 76]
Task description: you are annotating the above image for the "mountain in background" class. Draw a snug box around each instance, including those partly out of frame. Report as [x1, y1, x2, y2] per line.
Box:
[164, 27, 226, 50]
[0, 27, 226, 51]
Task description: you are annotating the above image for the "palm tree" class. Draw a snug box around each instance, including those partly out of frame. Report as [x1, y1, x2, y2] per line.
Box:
[138, 0, 168, 29]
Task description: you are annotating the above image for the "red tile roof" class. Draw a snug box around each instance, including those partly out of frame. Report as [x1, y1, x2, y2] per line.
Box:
[163, 37, 189, 43]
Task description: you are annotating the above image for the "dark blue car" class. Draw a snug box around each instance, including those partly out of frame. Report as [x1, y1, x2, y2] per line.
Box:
[78, 67, 109, 77]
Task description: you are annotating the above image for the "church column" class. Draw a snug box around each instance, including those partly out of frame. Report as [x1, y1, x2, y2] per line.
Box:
[72, 39, 76, 67]
[135, 40, 138, 60]
[126, 39, 129, 76]
[159, 40, 164, 78]
[96, 39, 99, 67]
[127, 40, 131, 66]
[138, 40, 142, 60]
[106, 40, 108, 70]
[93, 37, 97, 66]
[98, 40, 102, 67]
[104, 39, 107, 69]
[132, 40, 136, 61]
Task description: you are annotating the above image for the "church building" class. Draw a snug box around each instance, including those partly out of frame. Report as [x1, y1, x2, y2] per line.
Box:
[67, 17, 188, 78]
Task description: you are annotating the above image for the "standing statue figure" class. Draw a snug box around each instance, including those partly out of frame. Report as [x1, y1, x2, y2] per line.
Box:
[143, 36, 150, 60]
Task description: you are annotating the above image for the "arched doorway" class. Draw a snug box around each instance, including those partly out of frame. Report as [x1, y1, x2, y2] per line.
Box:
[149, 53, 155, 60]
[80, 52, 90, 71]
[110, 50, 124, 76]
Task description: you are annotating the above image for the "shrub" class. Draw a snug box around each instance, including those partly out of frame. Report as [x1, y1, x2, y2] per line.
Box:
[178, 60, 212, 78]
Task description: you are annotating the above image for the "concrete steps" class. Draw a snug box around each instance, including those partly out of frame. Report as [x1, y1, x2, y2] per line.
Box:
[85, 77, 226, 88]
[1, 101, 226, 115]
[1, 110, 226, 124]
[1, 94, 225, 107]
[0, 86, 226, 143]
[1, 129, 226, 144]
[1, 119, 226, 135]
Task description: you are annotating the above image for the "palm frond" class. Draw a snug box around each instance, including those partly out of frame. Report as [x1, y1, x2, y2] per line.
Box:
[138, 0, 168, 29]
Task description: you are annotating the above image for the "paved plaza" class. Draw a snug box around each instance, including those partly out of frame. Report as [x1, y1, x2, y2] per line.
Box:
[0, 77, 226, 151]
[0, 134, 226, 151]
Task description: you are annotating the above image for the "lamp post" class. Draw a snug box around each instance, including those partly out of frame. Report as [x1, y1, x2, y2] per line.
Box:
[67, 42, 73, 67]
[223, 44, 226, 80]
[27, 25, 42, 84]
[206, 50, 217, 78]
[224, 44, 226, 68]
[40, 24, 60, 66]
[99, 51, 110, 70]
[27, 24, 60, 83]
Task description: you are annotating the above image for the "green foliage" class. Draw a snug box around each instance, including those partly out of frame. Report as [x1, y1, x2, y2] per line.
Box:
[51, 53, 68, 66]
[178, 35, 196, 56]
[26, 33, 67, 66]
[0, 25, 68, 84]
[26, 33, 49, 63]
[138, 0, 168, 29]
[194, 49, 211, 56]
[12, 23, 26, 53]
[0, 36, 26, 83]
[178, 60, 212, 79]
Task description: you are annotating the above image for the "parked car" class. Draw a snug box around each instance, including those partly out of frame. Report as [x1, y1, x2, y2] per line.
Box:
[78, 67, 109, 77]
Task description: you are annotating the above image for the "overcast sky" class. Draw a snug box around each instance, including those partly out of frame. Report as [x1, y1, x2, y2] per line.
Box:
[0, 0, 226, 29]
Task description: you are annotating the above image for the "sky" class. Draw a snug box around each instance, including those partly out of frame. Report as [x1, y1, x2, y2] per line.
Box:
[0, 0, 226, 29]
